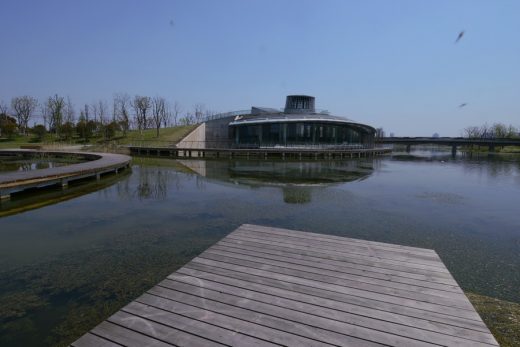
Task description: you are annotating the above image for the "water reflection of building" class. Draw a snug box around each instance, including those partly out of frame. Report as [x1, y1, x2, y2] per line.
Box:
[178, 95, 376, 149]
[177, 159, 376, 204]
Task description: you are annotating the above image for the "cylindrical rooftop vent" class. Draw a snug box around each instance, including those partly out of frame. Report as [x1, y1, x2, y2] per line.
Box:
[284, 95, 315, 114]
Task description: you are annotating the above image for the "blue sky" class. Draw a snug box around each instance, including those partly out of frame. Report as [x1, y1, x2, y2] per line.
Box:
[1, 0, 519, 136]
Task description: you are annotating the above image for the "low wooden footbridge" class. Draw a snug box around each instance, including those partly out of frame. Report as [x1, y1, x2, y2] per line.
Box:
[0, 149, 131, 200]
[72, 224, 498, 347]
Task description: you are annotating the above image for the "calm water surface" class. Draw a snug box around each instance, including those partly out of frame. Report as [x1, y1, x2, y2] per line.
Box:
[0, 159, 81, 172]
[0, 151, 519, 346]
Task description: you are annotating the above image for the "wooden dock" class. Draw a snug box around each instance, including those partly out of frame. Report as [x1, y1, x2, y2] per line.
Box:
[71, 224, 498, 347]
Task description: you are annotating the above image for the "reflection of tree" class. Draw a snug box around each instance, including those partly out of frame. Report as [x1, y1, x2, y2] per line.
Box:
[114, 164, 193, 201]
[283, 187, 312, 204]
[136, 168, 166, 200]
[461, 153, 519, 179]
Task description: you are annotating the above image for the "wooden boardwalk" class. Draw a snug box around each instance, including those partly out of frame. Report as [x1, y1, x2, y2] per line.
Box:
[0, 149, 131, 199]
[72, 224, 498, 347]
[128, 146, 392, 160]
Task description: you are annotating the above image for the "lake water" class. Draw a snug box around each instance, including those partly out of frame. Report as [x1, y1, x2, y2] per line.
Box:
[0, 150, 519, 346]
[0, 159, 82, 172]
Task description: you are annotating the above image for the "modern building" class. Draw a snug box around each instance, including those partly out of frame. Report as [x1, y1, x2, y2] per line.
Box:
[177, 95, 376, 149]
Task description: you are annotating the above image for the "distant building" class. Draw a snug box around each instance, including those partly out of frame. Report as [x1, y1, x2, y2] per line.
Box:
[178, 95, 376, 149]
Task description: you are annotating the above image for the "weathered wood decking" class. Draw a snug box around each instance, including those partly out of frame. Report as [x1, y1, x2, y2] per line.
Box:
[72, 224, 498, 347]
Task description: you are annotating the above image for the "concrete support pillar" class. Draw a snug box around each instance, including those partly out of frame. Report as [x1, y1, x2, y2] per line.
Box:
[96, 173, 101, 181]
[406, 144, 411, 152]
[451, 145, 457, 157]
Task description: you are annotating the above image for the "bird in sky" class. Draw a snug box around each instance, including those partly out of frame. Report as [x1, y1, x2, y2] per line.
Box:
[458, 103, 467, 108]
[455, 31, 465, 43]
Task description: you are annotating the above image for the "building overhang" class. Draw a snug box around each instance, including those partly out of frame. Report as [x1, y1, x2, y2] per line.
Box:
[229, 116, 376, 134]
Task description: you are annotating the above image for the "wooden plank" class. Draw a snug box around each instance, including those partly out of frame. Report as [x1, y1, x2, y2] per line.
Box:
[137, 292, 342, 347]
[145, 286, 390, 346]
[185, 259, 482, 321]
[226, 233, 450, 274]
[160, 276, 498, 346]
[122, 301, 276, 347]
[219, 237, 456, 281]
[204, 247, 464, 298]
[90, 321, 173, 347]
[71, 333, 122, 347]
[108, 310, 224, 347]
[216, 239, 459, 286]
[211, 243, 462, 293]
[241, 223, 436, 254]
[192, 256, 474, 311]
[175, 266, 492, 334]
[230, 230, 447, 270]
[150, 281, 439, 347]
[237, 225, 440, 261]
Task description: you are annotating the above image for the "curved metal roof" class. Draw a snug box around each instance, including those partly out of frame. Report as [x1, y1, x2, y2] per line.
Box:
[228, 113, 376, 134]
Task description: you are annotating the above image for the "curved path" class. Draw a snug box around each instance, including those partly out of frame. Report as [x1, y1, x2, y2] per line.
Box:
[0, 149, 131, 200]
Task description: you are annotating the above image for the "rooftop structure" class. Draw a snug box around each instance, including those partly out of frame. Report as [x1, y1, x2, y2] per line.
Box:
[178, 95, 377, 149]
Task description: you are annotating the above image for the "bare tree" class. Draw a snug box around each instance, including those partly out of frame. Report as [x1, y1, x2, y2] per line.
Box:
[0, 100, 9, 137]
[97, 100, 108, 125]
[181, 112, 194, 125]
[172, 101, 182, 126]
[11, 96, 38, 135]
[90, 102, 99, 123]
[46, 94, 65, 136]
[84, 104, 90, 122]
[463, 126, 482, 139]
[64, 96, 75, 124]
[131, 95, 151, 134]
[40, 104, 50, 130]
[0, 100, 8, 115]
[193, 103, 205, 123]
[113, 93, 131, 136]
[151, 96, 167, 137]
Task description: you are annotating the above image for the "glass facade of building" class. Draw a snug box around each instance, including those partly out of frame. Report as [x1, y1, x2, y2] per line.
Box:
[230, 121, 373, 148]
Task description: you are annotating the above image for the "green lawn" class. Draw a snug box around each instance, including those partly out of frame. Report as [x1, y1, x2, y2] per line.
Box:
[0, 136, 42, 149]
[0, 125, 198, 150]
[115, 125, 197, 146]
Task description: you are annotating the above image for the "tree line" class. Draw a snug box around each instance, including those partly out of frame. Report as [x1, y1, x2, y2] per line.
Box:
[463, 123, 519, 139]
[0, 94, 217, 140]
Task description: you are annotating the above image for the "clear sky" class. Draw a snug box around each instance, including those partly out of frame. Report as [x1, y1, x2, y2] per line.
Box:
[1, 0, 519, 136]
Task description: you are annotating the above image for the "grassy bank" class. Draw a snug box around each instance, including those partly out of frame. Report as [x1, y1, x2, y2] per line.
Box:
[0, 125, 197, 150]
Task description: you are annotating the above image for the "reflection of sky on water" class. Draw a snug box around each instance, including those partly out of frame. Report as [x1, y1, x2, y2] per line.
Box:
[0, 153, 520, 346]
